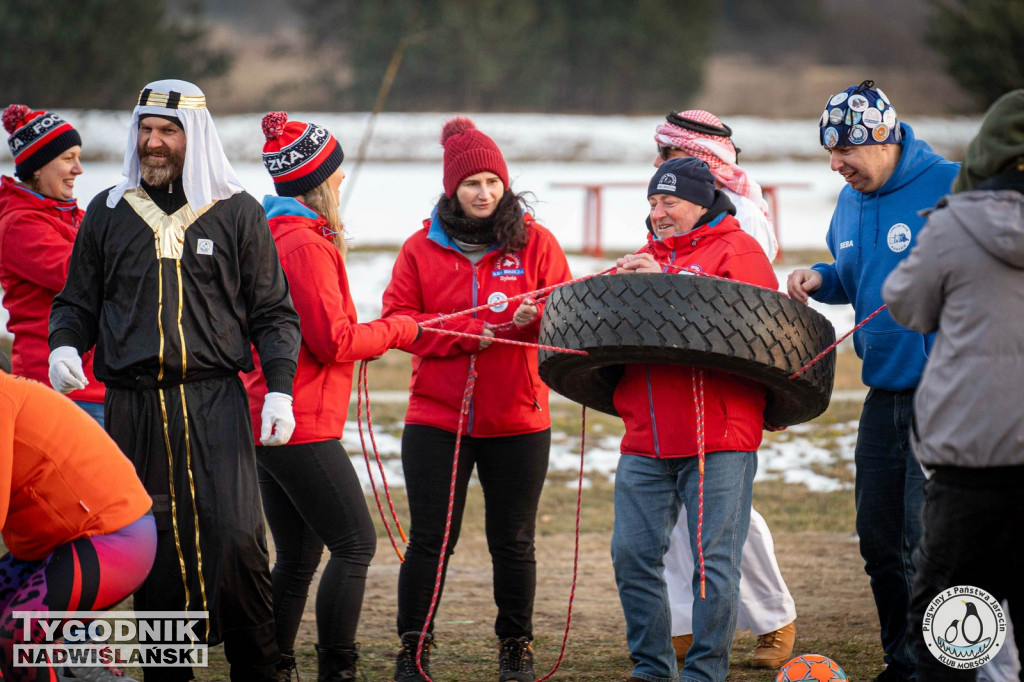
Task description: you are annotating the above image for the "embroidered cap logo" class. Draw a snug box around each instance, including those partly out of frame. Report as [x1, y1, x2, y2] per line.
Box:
[656, 173, 678, 193]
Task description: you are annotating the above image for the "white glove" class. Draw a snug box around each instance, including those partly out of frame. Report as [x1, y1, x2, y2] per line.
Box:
[260, 392, 295, 446]
[48, 346, 87, 394]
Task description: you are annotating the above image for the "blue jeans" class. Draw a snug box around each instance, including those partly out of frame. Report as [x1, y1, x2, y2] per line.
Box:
[73, 399, 104, 428]
[612, 452, 756, 682]
[855, 388, 925, 678]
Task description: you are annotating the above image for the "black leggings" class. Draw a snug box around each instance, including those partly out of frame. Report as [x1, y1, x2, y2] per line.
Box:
[396, 425, 551, 639]
[256, 439, 376, 653]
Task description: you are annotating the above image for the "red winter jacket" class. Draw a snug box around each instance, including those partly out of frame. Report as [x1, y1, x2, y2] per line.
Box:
[614, 213, 778, 458]
[0, 176, 103, 403]
[243, 197, 419, 444]
[382, 211, 572, 437]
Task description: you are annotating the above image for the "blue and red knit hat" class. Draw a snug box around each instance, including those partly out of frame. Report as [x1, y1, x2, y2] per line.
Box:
[819, 80, 901, 149]
[261, 111, 344, 197]
[3, 104, 82, 181]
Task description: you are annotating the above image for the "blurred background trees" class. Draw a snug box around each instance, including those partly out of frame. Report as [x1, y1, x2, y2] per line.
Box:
[0, 0, 229, 109]
[0, 0, 1019, 114]
[279, 0, 717, 113]
[927, 0, 1024, 107]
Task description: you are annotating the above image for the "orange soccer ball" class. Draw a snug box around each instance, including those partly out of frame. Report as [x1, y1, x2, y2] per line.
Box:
[776, 654, 848, 682]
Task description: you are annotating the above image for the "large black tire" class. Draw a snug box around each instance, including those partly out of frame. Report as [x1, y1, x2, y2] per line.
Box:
[537, 273, 836, 428]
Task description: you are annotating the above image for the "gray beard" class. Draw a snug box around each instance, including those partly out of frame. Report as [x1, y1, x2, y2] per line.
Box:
[140, 158, 182, 188]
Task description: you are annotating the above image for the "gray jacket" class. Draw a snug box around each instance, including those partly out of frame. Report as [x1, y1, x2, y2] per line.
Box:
[882, 189, 1024, 468]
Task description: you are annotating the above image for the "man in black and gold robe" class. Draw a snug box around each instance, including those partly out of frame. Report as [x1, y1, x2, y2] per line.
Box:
[49, 79, 301, 682]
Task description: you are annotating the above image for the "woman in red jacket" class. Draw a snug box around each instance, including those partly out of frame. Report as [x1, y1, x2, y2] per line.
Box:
[382, 117, 572, 682]
[0, 105, 104, 422]
[612, 158, 778, 682]
[0, 370, 155, 682]
[243, 113, 420, 682]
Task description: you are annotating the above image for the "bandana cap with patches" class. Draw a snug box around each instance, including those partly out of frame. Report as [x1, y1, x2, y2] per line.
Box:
[819, 80, 901, 148]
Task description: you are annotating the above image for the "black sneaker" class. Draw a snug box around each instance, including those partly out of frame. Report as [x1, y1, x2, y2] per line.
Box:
[498, 636, 535, 682]
[394, 632, 432, 682]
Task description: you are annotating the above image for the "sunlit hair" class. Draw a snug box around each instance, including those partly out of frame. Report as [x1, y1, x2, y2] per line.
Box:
[298, 180, 347, 259]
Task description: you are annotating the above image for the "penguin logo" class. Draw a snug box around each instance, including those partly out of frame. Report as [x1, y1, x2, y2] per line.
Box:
[487, 291, 509, 313]
[922, 586, 1006, 669]
[943, 618, 959, 644]
[961, 602, 983, 645]
[943, 602, 983, 645]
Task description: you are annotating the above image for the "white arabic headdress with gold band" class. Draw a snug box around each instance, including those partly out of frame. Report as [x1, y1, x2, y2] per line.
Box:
[107, 79, 244, 211]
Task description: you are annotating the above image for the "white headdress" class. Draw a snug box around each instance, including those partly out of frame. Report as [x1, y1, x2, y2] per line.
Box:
[107, 79, 244, 211]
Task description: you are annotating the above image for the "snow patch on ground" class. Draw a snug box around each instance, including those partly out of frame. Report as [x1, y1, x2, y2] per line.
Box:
[345, 419, 859, 494]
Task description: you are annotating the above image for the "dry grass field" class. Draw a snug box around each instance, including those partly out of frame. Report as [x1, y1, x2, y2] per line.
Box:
[193, 350, 878, 681]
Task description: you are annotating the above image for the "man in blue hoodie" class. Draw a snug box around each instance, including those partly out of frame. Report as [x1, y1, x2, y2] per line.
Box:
[787, 80, 959, 682]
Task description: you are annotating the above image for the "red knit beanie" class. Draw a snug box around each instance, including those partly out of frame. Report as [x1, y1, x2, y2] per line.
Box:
[441, 117, 509, 198]
[261, 111, 344, 197]
[3, 104, 82, 181]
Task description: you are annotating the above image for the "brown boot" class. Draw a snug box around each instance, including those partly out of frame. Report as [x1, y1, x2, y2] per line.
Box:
[751, 621, 796, 668]
[275, 651, 298, 681]
[498, 636, 535, 681]
[316, 644, 358, 681]
[671, 634, 693, 663]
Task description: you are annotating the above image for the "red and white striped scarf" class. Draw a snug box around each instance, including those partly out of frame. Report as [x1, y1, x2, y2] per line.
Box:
[655, 110, 770, 220]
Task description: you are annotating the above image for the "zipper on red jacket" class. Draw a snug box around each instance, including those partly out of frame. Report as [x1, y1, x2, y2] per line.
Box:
[522, 348, 542, 410]
[645, 365, 661, 457]
[466, 260, 482, 436]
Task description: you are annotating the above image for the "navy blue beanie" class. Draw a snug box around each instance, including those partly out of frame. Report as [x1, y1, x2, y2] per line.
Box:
[648, 157, 715, 207]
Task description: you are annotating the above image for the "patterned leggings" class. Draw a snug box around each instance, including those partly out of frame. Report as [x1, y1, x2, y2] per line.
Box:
[0, 514, 156, 681]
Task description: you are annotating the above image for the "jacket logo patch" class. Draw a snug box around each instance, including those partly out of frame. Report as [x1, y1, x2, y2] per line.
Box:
[839, 240, 854, 249]
[487, 291, 509, 313]
[197, 239, 214, 256]
[492, 252, 524, 280]
[887, 223, 911, 253]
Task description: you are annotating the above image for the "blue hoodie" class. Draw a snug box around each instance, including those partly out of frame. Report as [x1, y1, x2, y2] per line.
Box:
[811, 123, 959, 391]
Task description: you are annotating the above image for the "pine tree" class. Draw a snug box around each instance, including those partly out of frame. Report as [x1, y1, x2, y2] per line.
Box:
[0, 0, 229, 109]
[928, 0, 1024, 107]
[295, 0, 714, 114]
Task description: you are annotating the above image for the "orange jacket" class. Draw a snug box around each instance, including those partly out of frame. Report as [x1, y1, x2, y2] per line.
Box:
[0, 372, 150, 560]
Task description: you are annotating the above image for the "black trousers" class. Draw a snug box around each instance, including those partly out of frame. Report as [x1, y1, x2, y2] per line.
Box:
[106, 377, 278, 682]
[908, 467, 1024, 680]
[396, 424, 550, 640]
[256, 439, 376, 653]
